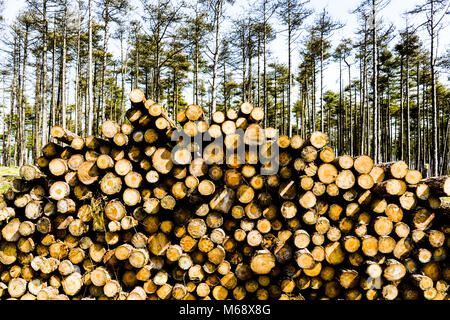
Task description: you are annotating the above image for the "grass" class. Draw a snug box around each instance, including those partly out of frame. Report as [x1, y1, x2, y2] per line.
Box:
[0, 166, 19, 176]
[0, 166, 20, 194]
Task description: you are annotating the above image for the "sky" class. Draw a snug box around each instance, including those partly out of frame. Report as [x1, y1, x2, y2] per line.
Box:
[1, 0, 449, 106]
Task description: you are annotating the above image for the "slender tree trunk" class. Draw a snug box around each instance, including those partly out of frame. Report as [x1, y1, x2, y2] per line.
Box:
[18, 23, 29, 166]
[302, 82, 306, 137]
[75, 0, 82, 135]
[41, 0, 48, 149]
[275, 79, 286, 134]
[347, 62, 353, 156]
[34, 58, 41, 162]
[372, 0, 379, 163]
[154, 5, 162, 102]
[354, 84, 357, 156]
[211, 0, 224, 119]
[387, 78, 392, 162]
[287, 2, 292, 136]
[406, 44, 411, 165]
[248, 31, 254, 104]
[312, 60, 316, 132]
[305, 77, 310, 135]
[174, 70, 178, 120]
[338, 58, 342, 153]
[223, 58, 227, 111]
[194, 37, 199, 105]
[134, 31, 139, 88]
[193, 6, 200, 105]
[7, 39, 18, 166]
[101, 0, 109, 125]
[399, 55, 404, 161]
[61, 1, 67, 130]
[93, 61, 99, 135]
[320, 34, 324, 132]
[87, 0, 94, 136]
[425, 83, 429, 175]
[416, 62, 421, 170]
[50, 15, 57, 132]
[56, 47, 62, 125]
[120, 27, 130, 124]
[360, 40, 366, 155]
[443, 115, 450, 175]
[2, 76, 6, 165]
[241, 24, 246, 102]
[263, 0, 267, 128]
[430, 0, 438, 176]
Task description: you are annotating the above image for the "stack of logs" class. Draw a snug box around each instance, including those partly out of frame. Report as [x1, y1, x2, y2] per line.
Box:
[0, 88, 449, 300]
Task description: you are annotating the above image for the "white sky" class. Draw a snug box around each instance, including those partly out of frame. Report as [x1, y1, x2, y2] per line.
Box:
[1, 0, 449, 106]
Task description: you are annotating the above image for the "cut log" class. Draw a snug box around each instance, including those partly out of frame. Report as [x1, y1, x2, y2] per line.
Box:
[378, 161, 409, 179]
[77, 161, 100, 185]
[185, 105, 204, 121]
[250, 250, 275, 274]
[419, 176, 450, 196]
[353, 155, 374, 174]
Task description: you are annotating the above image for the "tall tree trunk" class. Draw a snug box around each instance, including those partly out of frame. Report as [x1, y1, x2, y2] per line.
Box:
[154, 5, 161, 102]
[406, 37, 411, 165]
[50, 15, 57, 132]
[320, 34, 324, 132]
[338, 58, 342, 153]
[41, 0, 48, 149]
[6, 39, 18, 166]
[101, 0, 109, 125]
[387, 78, 392, 162]
[211, 0, 224, 119]
[354, 84, 357, 156]
[257, 37, 260, 108]
[416, 62, 421, 170]
[134, 31, 139, 88]
[194, 36, 199, 105]
[443, 116, 450, 175]
[399, 56, 404, 161]
[430, 0, 438, 176]
[347, 62, 353, 156]
[193, 5, 200, 105]
[18, 23, 29, 166]
[287, 1, 292, 136]
[56, 47, 62, 125]
[93, 61, 99, 135]
[87, 0, 94, 136]
[34, 58, 41, 162]
[312, 60, 316, 132]
[262, 0, 267, 128]
[360, 39, 366, 155]
[223, 58, 227, 111]
[241, 24, 246, 103]
[2, 76, 6, 165]
[372, 0, 379, 163]
[248, 30, 253, 103]
[75, 0, 82, 135]
[61, 1, 67, 130]
[425, 84, 430, 176]
[275, 68, 279, 132]
[120, 27, 130, 124]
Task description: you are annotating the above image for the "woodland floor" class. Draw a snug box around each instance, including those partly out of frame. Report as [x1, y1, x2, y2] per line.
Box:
[0, 166, 20, 193]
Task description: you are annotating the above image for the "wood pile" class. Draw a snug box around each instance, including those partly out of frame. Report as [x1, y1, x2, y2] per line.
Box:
[0, 88, 449, 300]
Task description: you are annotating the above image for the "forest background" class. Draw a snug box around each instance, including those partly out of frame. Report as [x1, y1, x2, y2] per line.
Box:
[0, 0, 448, 180]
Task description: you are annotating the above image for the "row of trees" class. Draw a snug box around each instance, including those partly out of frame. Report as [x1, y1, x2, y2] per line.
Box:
[0, 0, 448, 176]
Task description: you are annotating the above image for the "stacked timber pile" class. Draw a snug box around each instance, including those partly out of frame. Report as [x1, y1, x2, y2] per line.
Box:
[0, 88, 449, 300]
